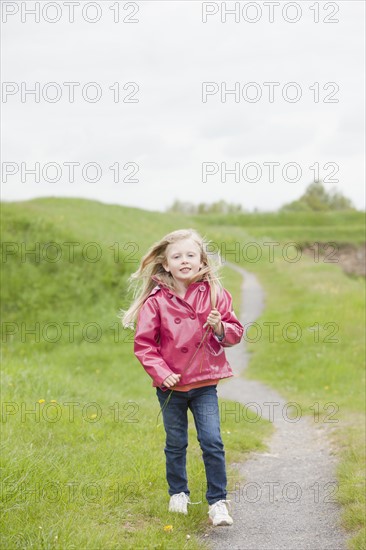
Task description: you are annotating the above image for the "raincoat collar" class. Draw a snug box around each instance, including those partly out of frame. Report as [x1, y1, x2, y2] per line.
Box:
[149, 273, 207, 297]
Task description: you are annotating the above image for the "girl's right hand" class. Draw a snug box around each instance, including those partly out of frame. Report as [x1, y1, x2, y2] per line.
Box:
[163, 373, 181, 388]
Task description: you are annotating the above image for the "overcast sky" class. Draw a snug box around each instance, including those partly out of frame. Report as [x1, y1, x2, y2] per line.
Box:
[1, 0, 365, 211]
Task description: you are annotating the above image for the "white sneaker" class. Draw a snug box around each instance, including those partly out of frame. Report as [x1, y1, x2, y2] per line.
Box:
[169, 492, 190, 514]
[208, 499, 233, 526]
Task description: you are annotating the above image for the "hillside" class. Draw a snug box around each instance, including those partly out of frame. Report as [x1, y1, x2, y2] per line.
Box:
[1, 197, 365, 549]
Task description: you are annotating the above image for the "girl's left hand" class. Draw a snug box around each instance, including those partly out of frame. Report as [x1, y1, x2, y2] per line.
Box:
[204, 309, 223, 333]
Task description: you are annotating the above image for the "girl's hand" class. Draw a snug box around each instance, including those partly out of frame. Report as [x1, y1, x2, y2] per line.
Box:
[163, 373, 181, 388]
[204, 309, 224, 335]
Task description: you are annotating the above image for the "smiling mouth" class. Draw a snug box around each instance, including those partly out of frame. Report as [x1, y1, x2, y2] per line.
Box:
[180, 268, 191, 272]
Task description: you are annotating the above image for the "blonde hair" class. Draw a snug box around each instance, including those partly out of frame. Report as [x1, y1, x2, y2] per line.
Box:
[118, 228, 223, 329]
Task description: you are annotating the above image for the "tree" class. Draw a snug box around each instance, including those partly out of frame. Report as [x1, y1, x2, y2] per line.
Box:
[280, 181, 355, 212]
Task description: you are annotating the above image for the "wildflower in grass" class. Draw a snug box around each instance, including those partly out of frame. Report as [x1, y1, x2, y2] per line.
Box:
[163, 525, 173, 532]
[38, 399, 45, 404]
[50, 399, 57, 403]
[324, 385, 329, 390]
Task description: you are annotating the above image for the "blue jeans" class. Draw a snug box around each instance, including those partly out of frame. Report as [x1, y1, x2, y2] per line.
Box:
[156, 385, 227, 505]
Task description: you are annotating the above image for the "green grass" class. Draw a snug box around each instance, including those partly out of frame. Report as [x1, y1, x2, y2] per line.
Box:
[190, 210, 365, 245]
[219, 265, 242, 316]
[1, 198, 272, 550]
[1, 198, 364, 549]
[1, 379, 269, 549]
[336, 420, 366, 550]
[191, 222, 365, 550]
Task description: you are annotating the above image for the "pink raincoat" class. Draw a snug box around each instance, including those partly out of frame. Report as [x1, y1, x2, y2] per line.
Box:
[134, 275, 244, 391]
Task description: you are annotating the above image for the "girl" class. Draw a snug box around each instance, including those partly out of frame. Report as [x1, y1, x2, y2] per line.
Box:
[120, 229, 244, 526]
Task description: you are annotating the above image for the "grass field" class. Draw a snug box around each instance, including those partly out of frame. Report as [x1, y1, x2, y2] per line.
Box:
[1, 198, 364, 549]
[191, 210, 365, 245]
[191, 220, 365, 550]
[1, 198, 271, 550]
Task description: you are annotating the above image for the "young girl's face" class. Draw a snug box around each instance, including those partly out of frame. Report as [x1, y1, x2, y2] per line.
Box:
[163, 238, 203, 286]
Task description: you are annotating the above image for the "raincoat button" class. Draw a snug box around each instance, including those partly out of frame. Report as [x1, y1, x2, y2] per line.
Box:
[174, 318, 181, 324]
[189, 314, 196, 320]
[167, 293, 173, 298]
[199, 285, 205, 291]
[181, 347, 188, 353]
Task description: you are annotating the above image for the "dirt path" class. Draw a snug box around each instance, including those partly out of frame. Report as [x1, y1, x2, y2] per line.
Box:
[206, 262, 348, 550]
